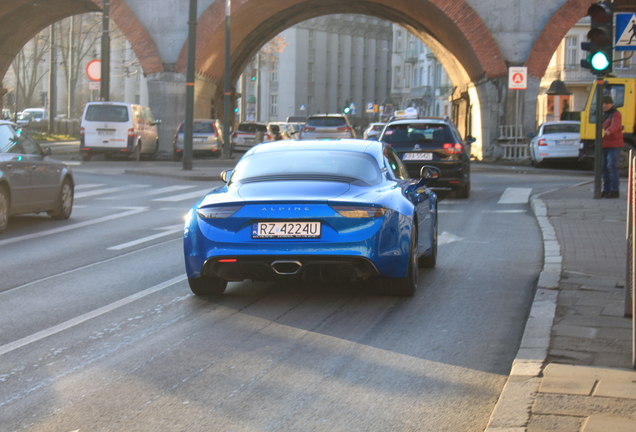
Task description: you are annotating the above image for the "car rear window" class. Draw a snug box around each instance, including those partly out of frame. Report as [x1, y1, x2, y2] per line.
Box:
[231, 151, 382, 185]
[85, 105, 129, 122]
[543, 124, 579, 134]
[306, 117, 347, 127]
[193, 122, 215, 133]
[382, 124, 451, 144]
[238, 123, 267, 133]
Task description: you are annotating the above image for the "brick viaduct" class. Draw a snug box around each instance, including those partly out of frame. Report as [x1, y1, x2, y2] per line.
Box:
[1, 0, 635, 156]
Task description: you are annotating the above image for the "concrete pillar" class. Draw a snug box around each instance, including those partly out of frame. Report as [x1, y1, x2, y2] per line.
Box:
[146, 72, 186, 153]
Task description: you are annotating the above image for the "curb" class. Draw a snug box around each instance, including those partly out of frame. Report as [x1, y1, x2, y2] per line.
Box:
[484, 194, 560, 431]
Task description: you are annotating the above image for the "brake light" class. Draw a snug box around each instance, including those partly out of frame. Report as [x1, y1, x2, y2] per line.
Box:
[443, 143, 464, 154]
[301, 127, 315, 132]
[197, 206, 243, 219]
[538, 139, 548, 146]
[331, 205, 387, 218]
[337, 126, 352, 132]
[80, 127, 84, 136]
[218, 259, 237, 263]
[264, 133, 272, 140]
[128, 128, 135, 138]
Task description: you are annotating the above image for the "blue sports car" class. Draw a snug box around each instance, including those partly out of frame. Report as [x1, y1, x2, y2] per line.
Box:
[183, 139, 440, 296]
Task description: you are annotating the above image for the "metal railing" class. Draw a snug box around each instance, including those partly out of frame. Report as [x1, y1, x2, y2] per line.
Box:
[498, 125, 529, 159]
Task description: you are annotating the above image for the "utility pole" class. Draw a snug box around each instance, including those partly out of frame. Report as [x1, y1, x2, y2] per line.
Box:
[48, 23, 57, 134]
[183, 0, 197, 171]
[100, 0, 110, 101]
[222, 0, 232, 159]
[68, 15, 75, 118]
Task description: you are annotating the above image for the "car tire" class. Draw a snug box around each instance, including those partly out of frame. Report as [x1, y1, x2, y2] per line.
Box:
[0, 186, 9, 234]
[378, 227, 417, 296]
[419, 212, 437, 268]
[188, 275, 228, 296]
[131, 143, 141, 162]
[82, 153, 92, 162]
[48, 178, 74, 220]
[149, 141, 159, 161]
[455, 180, 470, 199]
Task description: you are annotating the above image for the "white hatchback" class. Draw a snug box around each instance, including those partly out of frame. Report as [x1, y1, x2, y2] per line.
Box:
[528, 121, 580, 167]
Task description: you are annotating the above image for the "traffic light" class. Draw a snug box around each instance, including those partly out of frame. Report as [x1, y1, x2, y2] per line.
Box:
[343, 100, 351, 114]
[580, 1, 613, 75]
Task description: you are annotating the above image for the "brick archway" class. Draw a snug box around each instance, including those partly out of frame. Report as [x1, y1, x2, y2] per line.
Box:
[177, 0, 507, 86]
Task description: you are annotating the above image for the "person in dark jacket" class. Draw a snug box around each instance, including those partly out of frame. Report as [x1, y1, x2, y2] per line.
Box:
[601, 95, 623, 198]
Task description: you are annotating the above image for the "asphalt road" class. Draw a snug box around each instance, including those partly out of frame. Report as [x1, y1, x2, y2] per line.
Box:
[0, 159, 592, 431]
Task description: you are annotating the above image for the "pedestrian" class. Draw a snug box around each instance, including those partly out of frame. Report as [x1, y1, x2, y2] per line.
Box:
[601, 95, 623, 198]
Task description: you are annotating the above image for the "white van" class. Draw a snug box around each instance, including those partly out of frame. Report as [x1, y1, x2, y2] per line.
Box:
[80, 102, 160, 161]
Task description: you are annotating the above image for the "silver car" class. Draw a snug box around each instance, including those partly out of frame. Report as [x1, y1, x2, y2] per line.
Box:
[528, 121, 580, 167]
[299, 114, 356, 140]
[173, 119, 224, 161]
[0, 121, 74, 233]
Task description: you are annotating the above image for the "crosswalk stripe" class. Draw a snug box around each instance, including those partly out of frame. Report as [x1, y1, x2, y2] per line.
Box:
[498, 188, 532, 204]
[75, 184, 105, 190]
[96, 185, 196, 200]
[151, 189, 212, 202]
[74, 185, 150, 199]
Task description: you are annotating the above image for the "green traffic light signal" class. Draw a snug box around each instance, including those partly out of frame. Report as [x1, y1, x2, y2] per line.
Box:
[343, 106, 351, 114]
[590, 51, 611, 72]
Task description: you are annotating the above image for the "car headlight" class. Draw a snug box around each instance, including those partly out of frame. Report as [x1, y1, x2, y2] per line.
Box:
[331, 205, 387, 218]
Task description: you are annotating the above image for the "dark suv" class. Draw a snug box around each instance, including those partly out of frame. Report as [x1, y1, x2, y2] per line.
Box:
[379, 113, 474, 198]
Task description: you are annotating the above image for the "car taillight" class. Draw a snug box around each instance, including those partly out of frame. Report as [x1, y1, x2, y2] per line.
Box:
[197, 206, 243, 219]
[80, 127, 84, 136]
[128, 128, 135, 138]
[264, 133, 272, 140]
[337, 126, 352, 132]
[443, 143, 464, 154]
[301, 127, 315, 132]
[232, 132, 237, 138]
[331, 205, 387, 218]
[538, 139, 548, 146]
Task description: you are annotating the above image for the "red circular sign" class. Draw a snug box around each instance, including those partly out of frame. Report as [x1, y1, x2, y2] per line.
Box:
[86, 60, 101, 81]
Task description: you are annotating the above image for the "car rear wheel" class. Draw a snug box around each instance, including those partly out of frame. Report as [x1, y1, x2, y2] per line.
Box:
[455, 179, 470, 199]
[419, 213, 437, 268]
[149, 141, 159, 161]
[131, 143, 141, 162]
[377, 227, 417, 296]
[188, 275, 227, 296]
[82, 152, 92, 162]
[0, 186, 9, 234]
[48, 178, 73, 220]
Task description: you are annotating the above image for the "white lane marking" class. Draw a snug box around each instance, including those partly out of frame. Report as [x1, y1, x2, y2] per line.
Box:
[482, 210, 527, 214]
[151, 189, 212, 202]
[438, 210, 464, 213]
[97, 185, 196, 200]
[498, 188, 532, 204]
[75, 184, 105, 190]
[0, 274, 187, 357]
[107, 224, 183, 250]
[438, 231, 463, 246]
[74, 184, 150, 199]
[0, 207, 148, 247]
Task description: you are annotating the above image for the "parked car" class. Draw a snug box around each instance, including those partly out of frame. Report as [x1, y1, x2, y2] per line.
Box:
[299, 114, 356, 140]
[80, 102, 160, 161]
[183, 139, 440, 297]
[363, 122, 385, 140]
[232, 122, 271, 152]
[173, 119, 224, 161]
[22, 108, 46, 122]
[0, 120, 74, 233]
[528, 121, 580, 167]
[378, 108, 474, 198]
[2, 109, 13, 120]
[15, 112, 32, 127]
[266, 123, 292, 141]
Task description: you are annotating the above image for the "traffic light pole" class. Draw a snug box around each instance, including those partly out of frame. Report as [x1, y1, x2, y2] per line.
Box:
[594, 78, 604, 199]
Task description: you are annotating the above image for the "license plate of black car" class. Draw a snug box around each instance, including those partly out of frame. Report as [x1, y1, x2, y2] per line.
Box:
[252, 222, 321, 238]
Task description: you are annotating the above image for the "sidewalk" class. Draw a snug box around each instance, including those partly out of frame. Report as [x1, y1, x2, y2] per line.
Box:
[486, 181, 636, 432]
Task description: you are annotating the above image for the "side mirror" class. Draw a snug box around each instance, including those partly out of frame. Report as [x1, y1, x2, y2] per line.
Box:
[419, 165, 441, 182]
[220, 169, 233, 183]
[44, 146, 53, 156]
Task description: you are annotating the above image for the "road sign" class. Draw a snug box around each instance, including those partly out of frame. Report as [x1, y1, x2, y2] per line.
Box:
[366, 102, 374, 113]
[616, 13, 636, 51]
[86, 59, 101, 82]
[89, 81, 100, 90]
[350, 103, 356, 115]
[508, 67, 527, 90]
[299, 104, 306, 111]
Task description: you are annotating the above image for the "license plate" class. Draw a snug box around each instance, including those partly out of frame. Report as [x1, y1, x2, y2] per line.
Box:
[252, 222, 321, 238]
[403, 152, 433, 160]
[244, 138, 255, 143]
[98, 130, 115, 135]
[557, 140, 574, 145]
[193, 137, 206, 143]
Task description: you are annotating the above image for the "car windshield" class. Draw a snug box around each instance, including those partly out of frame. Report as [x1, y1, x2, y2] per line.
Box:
[231, 151, 382, 185]
[238, 123, 267, 133]
[17, 113, 31, 121]
[85, 105, 129, 122]
[543, 124, 579, 134]
[307, 117, 347, 127]
[382, 123, 450, 144]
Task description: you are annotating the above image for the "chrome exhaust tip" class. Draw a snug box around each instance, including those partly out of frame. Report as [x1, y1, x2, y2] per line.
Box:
[271, 260, 302, 275]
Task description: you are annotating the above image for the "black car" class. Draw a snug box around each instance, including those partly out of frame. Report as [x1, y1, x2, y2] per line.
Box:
[379, 112, 474, 198]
